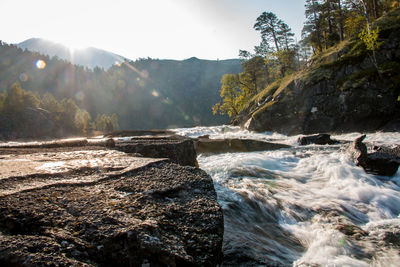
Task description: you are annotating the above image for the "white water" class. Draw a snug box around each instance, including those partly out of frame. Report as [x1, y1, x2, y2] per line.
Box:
[174, 126, 400, 266]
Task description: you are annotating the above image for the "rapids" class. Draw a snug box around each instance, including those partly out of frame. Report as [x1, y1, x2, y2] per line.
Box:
[174, 126, 400, 266]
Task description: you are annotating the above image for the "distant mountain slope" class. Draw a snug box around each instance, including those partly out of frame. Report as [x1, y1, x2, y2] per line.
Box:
[17, 38, 126, 69]
[0, 41, 242, 129]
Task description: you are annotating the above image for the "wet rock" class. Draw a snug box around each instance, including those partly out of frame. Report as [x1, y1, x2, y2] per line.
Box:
[194, 138, 290, 154]
[347, 135, 368, 167]
[335, 223, 368, 238]
[114, 136, 197, 167]
[348, 135, 400, 176]
[0, 145, 223, 266]
[297, 134, 339, 145]
[364, 151, 400, 176]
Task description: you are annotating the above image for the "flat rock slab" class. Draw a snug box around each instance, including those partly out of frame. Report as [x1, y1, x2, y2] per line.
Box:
[0, 144, 223, 266]
[195, 138, 290, 154]
[0, 148, 165, 197]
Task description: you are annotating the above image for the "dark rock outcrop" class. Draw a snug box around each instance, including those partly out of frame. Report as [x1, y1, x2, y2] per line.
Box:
[236, 10, 400, 135]
[298, 134, 339, 145]
[0, 140, 223, 266]
[347, 135, 400, 176]
[194, 138, 290, 154]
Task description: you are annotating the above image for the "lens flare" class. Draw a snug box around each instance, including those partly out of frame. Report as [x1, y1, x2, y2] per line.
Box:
[35, 60, 46, 69]
[19, 73, 28, 82]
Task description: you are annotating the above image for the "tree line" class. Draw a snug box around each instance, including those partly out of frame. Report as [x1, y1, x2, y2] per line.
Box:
[0, 82, 118, 138]
[213, 0, 399, 118]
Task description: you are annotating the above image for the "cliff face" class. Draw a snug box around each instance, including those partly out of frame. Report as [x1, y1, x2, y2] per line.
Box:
[237, 10, 400, 135]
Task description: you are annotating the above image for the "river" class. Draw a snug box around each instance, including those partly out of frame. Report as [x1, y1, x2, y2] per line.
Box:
[174, 126, 400, 267]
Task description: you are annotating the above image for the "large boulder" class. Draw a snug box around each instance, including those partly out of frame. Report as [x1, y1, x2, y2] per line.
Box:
[347, 135, 400, 176]
[0, 143, 223, 266]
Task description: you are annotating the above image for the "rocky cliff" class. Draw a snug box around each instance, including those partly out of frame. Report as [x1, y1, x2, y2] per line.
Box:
[236, 9, 400, 135]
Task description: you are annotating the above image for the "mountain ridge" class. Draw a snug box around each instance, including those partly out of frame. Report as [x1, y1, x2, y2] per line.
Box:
[17, 38, 127, 69]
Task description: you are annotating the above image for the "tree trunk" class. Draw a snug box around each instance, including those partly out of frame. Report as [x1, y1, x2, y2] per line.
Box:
[272, 30, 280, 52]
[312, 0, 323, 52]
[337, 0, 344, 41]
[372, 0, 379, 19]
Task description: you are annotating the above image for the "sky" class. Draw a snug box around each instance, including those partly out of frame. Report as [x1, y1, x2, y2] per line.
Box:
[0, 0, 305, 60]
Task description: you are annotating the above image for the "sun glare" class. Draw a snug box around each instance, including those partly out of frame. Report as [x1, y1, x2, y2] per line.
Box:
[59, 40, 88, 53]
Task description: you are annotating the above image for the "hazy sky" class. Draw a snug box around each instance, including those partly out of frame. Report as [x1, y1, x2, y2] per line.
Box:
[0, 0, 305, 60]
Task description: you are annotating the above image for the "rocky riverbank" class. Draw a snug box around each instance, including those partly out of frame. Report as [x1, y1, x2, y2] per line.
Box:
[0, 134, 223, 266]
[235, 9, 400, 135]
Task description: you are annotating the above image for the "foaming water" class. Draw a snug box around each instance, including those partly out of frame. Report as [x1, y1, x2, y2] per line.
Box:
[176, 126, 400, 266]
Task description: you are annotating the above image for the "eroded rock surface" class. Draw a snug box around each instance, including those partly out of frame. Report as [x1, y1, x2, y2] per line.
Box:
[0, 141, 223, 266]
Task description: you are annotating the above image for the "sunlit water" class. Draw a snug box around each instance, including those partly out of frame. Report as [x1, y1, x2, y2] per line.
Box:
[174, 126, 400, 266]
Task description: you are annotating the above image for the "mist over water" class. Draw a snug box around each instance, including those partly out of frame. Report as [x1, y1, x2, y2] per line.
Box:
[175, 126, 400, 266]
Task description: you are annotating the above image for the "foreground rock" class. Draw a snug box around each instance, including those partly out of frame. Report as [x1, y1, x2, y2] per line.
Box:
[0, 139, 223, 266]
[347, 135, 400, 176]
[1, 133, 197, 167]
[194, 138, 290, 154]
[297, 134, 339, 145]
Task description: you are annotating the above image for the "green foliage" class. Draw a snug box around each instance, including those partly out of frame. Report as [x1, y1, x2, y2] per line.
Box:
[240, 56, 270, 94]
[75, 109, 92, 134]
[358, 27, 382, 51]
[345, 15, 367, 37]
[95, 114, 119, 133]
[41, 93, 61, 113]
[212, 74, 243, 117]
[0, 81, 120, 137]
[213, 11, 300, 120]
[3, 83, 39, 113]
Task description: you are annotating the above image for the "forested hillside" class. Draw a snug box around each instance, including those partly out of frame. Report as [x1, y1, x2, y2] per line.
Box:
[214, 0, 400, 134]
[0, 42, 241, 139]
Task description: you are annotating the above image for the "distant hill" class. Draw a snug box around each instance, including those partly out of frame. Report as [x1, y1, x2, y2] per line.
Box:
[17, 38, 126, 69]
[0, 41, 242, 130]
